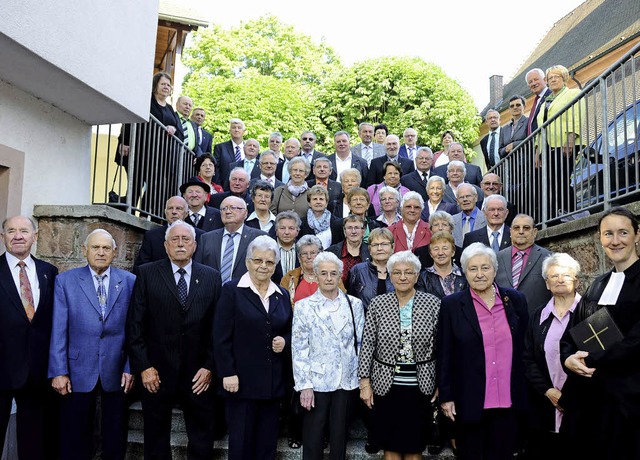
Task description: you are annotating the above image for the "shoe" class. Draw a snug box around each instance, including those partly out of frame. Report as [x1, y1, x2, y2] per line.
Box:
[365, 442, 380, 454]
[428, 445, 443, 455]
[287, 438, 302, 449]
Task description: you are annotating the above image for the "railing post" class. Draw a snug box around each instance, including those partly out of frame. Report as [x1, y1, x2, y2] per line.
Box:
[600, 77, 611, 212]
[126, 123, 137, 214]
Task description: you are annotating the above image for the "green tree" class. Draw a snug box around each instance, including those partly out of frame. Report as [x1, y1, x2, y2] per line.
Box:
[316, 56, 481, 156]
[183, 69, 315, 148]
[183, 15, 341, 84]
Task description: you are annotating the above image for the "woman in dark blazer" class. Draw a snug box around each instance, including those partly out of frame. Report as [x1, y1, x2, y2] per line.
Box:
[214, 235, 292, 460]
[437, 242, 529, 460]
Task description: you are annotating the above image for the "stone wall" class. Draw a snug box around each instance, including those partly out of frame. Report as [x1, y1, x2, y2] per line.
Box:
[32, 205, 157, 273]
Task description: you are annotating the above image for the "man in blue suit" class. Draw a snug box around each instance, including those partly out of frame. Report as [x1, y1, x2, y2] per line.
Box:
[49, 229, 136, 460]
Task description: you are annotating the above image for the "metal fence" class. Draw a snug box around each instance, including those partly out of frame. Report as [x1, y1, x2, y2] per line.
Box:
[493, 41, 640, 228]
[91, 115, 197, 221]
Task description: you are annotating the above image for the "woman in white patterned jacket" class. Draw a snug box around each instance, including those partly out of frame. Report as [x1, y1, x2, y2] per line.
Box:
[358, 250, 441, 460]
[291, 251, 365, 460]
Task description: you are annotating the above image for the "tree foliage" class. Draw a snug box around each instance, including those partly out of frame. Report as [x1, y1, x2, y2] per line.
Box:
[315, 57, 481, 155]
[183, 15, 341, 84]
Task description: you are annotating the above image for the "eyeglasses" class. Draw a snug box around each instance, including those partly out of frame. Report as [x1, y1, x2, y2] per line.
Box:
[301, 137, 315, 141]
[249, 258, 276, 267]
[345, 226, 364, 232]
[260, 161, 277, 166]
[390, 271, 417, 277]
[548, 274, 574, 282]
[220, 205, 246, 212]
[370, 242, 392, 249]
[299, 251, 319, 258]
[509, 103, 523, 108]
[482, 182, 501, 187]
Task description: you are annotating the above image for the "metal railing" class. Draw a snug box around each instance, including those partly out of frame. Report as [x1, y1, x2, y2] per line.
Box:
[91, 115, 197, 221]
[492, 41, 640, 228]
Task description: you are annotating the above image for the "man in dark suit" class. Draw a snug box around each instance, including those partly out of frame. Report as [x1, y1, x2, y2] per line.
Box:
[462, 194, 512, 251]
[277, 138, 301, 183]
[251, 150, 283, 190]
[181, 179, 223, 232]
[495, 214, 552, 313]
[224, 138, 261, 190]
[209, 169, 255, 214]
[300, 130, 326, 166]
[398, 127, 419, 160]
[367, 134, 415, 186]
[350, 123, 385, 166]
[0, 216, 58, 460]
[135, 196, 206, 267]
[480, 110, 502, 170]
[191, 107, 213, 155]
[175, 96, 202, 156]
[525, 68, 552, 135]
[328, 131, 369, 185]
[401, 147, 434, 202]
[499, 95, 529, 159]
[432, 143, 483, 186]
[49, 229, 136, 460]
[194, 196, 268, 284]
[213, 118, 245, 184]
[307, 157, 341, 203]
[127, 221, 221, 460]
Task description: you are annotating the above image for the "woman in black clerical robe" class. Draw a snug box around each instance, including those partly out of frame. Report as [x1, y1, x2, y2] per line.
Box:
[560, 206, 640, 460]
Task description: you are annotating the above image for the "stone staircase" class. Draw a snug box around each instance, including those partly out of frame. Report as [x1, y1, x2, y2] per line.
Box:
[125, 402, 456, 459]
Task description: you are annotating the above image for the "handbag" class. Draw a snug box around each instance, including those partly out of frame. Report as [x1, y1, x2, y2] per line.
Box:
[108, 164, 127, 204]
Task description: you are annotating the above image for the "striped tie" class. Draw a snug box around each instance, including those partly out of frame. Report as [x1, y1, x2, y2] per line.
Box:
[234, 145, 242, 162]
[491, 231, 500, 252]
[512, 251, 525, 288]
[18, 261, 35, 321]
[177, 268, 188, 308]
[95, 274, 107, 318]
[181, 117, 190, 148]
[220, 232, 237, 284]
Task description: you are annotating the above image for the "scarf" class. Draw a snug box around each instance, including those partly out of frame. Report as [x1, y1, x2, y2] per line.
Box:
[307, 209, 331, 233]
[288, 181, 308, 197]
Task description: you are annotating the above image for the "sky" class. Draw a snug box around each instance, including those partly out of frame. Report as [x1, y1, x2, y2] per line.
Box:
[194, 0, 586, 110]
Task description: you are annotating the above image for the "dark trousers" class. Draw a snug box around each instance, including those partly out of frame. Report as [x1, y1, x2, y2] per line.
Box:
[0, 382, 58, 460]
[457, 408, 517, 460]
[141, 381, 214, 460]
[225, 398, 280, 460]
[59, 380, 127, 460]
[302, 389, 353, 460]
[546, 147, 575, 218]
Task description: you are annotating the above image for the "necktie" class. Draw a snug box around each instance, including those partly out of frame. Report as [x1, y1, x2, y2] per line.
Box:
[282, 161, 290, 183]
[18, 261, 35, 321]
[491, 231, 500, 252]
[363, 145, 372, 165]
[245, 160, 254, 175]
[488, 132, 497, 167]
[512, 251, 525, 288]
[408, 147, 415, 160]
[422, 172, 428, 183]
[462, 215, 471, 234]
[528, 95, 540, 135]
[234, 145, 242, 162]
[191, 213, 200, 227]
[95, 274, 107, 318]
[177, 268, 188, 307]
[198, 127, 203, 144]
[181, 117, 191, 148]
[220, 232, 237, 284]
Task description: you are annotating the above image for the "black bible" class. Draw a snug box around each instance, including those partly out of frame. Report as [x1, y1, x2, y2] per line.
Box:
[570, 307, 623, 353]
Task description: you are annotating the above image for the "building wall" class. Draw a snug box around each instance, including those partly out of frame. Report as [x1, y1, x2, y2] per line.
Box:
[0, 80, 90, 217]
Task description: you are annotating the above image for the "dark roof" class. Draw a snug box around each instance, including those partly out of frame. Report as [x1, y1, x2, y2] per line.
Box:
[481, 0, 640, 115]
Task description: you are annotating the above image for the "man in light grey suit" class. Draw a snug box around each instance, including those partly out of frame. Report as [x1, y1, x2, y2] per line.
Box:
[499, 95, 529, 159]
[495, 214, 552, 313]
[452, 183, 487, 247]
[350, 122, 385, 166]
[49, 229, 136, 460]
[194, 196, 268, 283]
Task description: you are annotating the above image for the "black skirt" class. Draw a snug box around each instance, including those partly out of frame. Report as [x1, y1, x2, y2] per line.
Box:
[371, 373, 431, 453]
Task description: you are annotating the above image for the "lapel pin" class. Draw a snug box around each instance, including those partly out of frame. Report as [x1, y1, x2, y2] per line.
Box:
[196, 279, 199, 284]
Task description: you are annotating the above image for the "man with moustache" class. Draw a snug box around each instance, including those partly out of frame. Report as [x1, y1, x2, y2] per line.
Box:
[0, 216, 58, 459]
[127, 221, 221, 460]
[299, 130, 326, 166]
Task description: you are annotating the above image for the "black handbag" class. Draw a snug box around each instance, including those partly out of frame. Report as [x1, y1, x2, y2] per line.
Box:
[108, 164, 127, 204]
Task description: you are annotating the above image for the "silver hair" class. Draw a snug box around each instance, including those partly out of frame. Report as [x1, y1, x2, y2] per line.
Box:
[164, 220, 196, 241]
[229, 118, 245, 128]
[296, 235, 323, 255]
[401, 191, 425, 211]
[417, 146, 433, 156]
[525, 68, 545, 83]
[313, 251, 344, 275]
[2, 215, 38, 232]
[447, 160, 467, 176]
[288, 156, 311, 175]
[269, 132, 283, 142]
[542, 253, 581, 280]
[460, 242, 498, 273]
[457, 183, 478, 197]
[387, 250, 421, 274]
[83, 229, 117, 249]
[426, 175, 446, 189]
[484, 194, 507, 208]
[339, 168, 362, 183]
[260, 150, 278, 161]
[313, 156, 332, 168]
[334, 130, 350, 140]
[429, 211, 454, 229]
[230, 167, 251, 181]
[246, 235, 281, 264]
[378, 186, 401, 202]
[275, 210, 302, 229]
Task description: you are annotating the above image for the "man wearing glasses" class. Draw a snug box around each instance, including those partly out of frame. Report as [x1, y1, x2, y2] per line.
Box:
[499, 95, 529, 158]
[479, 173, 517, 226]
[480, 109, 502, 170]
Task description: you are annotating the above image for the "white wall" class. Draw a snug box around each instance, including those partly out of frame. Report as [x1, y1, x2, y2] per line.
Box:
[0, 0, 159, 124]
[0, 80, 90, 216]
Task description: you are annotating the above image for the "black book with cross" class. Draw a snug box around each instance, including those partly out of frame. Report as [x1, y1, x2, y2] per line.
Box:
[570, 307, 624, 353]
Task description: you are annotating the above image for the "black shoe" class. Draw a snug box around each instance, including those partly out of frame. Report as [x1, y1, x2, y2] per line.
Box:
[287, 438, 302, 449]
[428, 445, 444, 455]
[365, 442, 380, 454]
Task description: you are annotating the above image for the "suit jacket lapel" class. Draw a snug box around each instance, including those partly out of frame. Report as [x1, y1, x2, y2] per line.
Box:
[104, 268, 124, 319]
[159, 260, 182, 305]
[185, 264, 202, 311]
[234, 230, 252, 273]
[0, 254, 30, 321]
[460, 290, 483, 339]
[79, 266, 103, 316]
[519, 246, 540, 283]
[311, 293, 336, 336]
